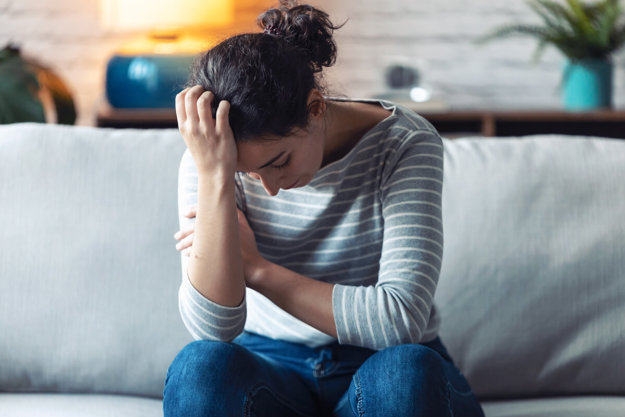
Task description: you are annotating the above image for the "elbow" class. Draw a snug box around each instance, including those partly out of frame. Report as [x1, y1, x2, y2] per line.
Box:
[333, 285, 432, 350]
[178, 288, 247, 342]
[180, 306, 246, 342]
[377, 287, 431, 348]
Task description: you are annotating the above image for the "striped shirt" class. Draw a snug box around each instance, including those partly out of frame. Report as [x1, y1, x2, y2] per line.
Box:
[177, 99, 443, 350]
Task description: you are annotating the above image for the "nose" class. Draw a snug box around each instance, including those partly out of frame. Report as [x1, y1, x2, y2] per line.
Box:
[260, 177, 280, 197]
[249, 172, 280, 197]
[247, 171, 281, 196]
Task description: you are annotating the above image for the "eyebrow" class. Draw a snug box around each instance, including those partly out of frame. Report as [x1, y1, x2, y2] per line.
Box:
[257, 151, 285, 170]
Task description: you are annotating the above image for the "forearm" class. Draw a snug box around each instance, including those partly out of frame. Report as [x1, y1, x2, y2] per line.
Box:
[187, 172, 245, 307]
[249, 262, 337, 338]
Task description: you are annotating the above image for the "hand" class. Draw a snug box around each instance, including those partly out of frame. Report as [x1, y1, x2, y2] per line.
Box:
[175, 86, 237, 176]
[236, 209, 270, 288]
[174, 205, 196, 257]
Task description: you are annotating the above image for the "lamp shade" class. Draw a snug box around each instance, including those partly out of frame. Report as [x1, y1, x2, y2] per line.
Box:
[100, 0, 235, 109]
[100, 0, 234, 31]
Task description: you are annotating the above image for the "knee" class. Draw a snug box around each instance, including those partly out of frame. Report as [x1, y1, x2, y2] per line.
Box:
[169, 339, 257, 384]
[354, 344, 448, 413]
[164, 340, 252, 416]
[368, 344, 445, 385]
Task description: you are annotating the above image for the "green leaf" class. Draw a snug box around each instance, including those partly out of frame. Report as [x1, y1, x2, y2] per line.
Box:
[476, 24, 551, 44]
[0, 50, 45, 124]
[476, 0, 625, 62]
[565, 0, 596, 37]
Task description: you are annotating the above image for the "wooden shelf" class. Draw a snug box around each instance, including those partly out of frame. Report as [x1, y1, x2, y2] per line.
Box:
[416, 109, 625, 139]
[96, 103, 178, 129]
[96, 102, 625, 139]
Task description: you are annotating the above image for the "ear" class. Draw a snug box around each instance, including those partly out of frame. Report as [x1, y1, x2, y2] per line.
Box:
[306, 89, 326, 121]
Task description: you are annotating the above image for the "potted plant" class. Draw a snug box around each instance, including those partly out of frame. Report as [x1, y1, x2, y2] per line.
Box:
[478, 0, 625, 111]
[0, 43, 76, 124]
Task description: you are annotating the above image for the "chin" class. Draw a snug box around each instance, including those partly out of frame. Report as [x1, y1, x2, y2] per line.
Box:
[298, 176, 313, 187]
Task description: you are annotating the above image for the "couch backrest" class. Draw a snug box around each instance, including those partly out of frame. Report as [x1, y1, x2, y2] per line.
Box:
[436, 135, 625, 399]
[2, 125, 624, 400]
[0, 123, 192, 397]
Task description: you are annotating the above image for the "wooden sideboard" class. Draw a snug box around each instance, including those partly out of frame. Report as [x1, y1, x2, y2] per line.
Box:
[417, 109, 625, 139]
[97, 104, 625, 139]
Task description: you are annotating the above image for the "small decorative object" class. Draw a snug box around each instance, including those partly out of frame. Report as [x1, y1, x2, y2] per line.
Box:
[100, 0, 234, 109]
[478, 0, 625, 111]
[0, 43, 76, 124]
[375, 57, 448, 111]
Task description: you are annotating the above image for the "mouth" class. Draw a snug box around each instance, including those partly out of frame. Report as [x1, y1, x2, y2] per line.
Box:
[283, 179, 299, 190]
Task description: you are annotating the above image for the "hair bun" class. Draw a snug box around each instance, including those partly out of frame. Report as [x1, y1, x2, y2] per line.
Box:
[258, 1, 341, 72]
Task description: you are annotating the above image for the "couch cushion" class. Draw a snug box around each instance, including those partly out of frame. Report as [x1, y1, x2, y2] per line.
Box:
[482, 396, 625, 417]
[436, 135, 625, 398]
[0, 123, 192, 397]
[0, 393, 162, 417]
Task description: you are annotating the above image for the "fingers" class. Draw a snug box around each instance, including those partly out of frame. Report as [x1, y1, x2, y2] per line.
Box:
[197, 91, 215, 125]
[184, 205, 197, 219]
[175, 232, 194, 252]
[176, 85, 231, 140]
[215, 100, 232, 137]
[184, 85, 206, 124]
[175, 87, 190, 127]
[174, 227, 193, 241]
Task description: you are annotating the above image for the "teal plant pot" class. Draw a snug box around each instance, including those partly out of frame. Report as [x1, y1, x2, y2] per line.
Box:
[562, 59, 613, 111]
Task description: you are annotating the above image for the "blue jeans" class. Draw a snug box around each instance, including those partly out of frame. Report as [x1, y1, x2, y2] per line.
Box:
[163, 331, 484, 417]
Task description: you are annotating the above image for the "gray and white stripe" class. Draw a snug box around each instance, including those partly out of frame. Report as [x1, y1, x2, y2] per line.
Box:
[177, 99, 444, 349]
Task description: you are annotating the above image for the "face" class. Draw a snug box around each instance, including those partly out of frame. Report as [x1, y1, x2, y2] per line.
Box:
[236, 125, 325, 196]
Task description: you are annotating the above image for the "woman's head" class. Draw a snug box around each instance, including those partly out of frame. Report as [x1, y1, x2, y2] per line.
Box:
[186, 1, 341, 142]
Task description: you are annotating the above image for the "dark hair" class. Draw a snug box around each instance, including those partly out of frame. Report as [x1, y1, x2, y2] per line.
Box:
[186, 1, 342, 141]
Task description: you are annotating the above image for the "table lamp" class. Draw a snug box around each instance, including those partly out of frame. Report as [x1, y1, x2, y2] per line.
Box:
[100, 0, 234, 108]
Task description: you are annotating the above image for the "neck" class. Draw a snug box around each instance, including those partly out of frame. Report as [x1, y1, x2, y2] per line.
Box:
[321, 100, 391, 167]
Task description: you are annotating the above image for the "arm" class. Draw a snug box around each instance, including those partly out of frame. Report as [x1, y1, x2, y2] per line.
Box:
[179, 206, 338, 338]
[332, 131, 444, 349]
[175, 86, 246, 341]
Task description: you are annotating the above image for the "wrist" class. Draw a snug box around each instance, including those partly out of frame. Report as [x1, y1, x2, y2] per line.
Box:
[197, 164, 235, 181]
[197, 169, 236, 193]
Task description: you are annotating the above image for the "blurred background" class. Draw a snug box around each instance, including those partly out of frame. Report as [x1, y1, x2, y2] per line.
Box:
[1, 0, 624, 127]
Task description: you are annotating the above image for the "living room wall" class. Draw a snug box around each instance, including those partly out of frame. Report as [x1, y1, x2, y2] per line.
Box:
[2, 0, 624, 125]
[318, 0, 625, 110]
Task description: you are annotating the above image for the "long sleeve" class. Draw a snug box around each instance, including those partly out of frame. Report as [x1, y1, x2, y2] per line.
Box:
[176, 149, 246, 341]
[332, 130, 444, 349]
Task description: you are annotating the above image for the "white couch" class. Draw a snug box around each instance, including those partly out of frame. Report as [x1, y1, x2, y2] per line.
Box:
[1, 123, 624, 416]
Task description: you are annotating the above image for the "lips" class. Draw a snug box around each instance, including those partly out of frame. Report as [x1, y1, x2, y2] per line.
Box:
[283, 179, 299, 190]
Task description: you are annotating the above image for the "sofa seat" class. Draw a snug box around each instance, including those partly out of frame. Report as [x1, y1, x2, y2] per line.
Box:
[2, 394, 622, 417]
[482, 396, 625, 417]
[0, 394, 162, 417]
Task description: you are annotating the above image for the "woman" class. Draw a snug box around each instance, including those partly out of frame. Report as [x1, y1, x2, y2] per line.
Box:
[165, 2, 484, 416]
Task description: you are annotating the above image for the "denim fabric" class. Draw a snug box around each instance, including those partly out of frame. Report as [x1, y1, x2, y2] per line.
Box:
[163, 332, 484, 417]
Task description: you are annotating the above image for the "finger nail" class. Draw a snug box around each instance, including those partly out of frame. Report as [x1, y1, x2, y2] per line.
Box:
[174, 232, 181, 239]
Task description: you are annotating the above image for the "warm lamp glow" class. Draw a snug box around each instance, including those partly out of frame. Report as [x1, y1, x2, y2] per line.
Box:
[100, 0, 235, 109]
[100, 0, 234, 31]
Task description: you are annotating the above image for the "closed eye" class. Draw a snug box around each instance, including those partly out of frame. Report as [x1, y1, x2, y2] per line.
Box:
[273, 156, 290, 170]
